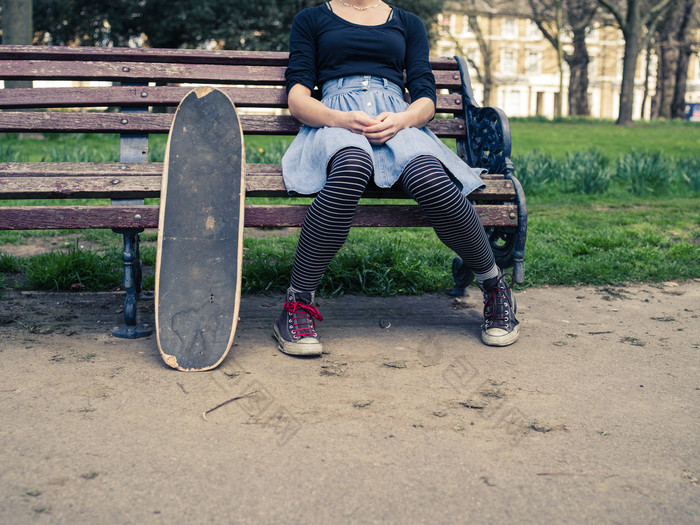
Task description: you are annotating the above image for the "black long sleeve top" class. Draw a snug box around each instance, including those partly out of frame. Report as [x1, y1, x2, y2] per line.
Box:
[285, 3, 437, 106]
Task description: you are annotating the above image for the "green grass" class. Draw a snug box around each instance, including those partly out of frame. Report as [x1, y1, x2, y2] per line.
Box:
[511, 148, 699, 196]
[21, 244, 123, 291]
[2, 196, 697, 294]
[510, 118, 699, 158]
[523, 195, 699, 286]
[0, 133, 120, 162]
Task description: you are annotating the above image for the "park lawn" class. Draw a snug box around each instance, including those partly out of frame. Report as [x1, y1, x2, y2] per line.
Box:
[509, 118, 699, 158]
[1, 195, 698, 293]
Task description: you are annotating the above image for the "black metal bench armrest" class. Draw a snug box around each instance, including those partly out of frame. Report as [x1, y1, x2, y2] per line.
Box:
[453, 56, 513, 177]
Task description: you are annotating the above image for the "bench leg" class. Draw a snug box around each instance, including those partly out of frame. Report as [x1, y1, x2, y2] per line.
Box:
[505, 173, 527, 285]
[448, 257, 474, 297]
[112, 228, 152, 339]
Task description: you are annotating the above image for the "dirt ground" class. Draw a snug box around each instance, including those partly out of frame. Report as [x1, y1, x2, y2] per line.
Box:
[0, 281, 698, 524]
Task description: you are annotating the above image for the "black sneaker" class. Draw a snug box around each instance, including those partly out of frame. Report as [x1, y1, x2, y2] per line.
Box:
[273, 289, 324, 356]
[479, 272, 520, 346]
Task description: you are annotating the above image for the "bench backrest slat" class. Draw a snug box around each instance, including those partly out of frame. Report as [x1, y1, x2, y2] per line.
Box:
[0, 86, 464, 113]
[0, 46, 459, 69]
[0, 60, 287, 85]
[0, 60, 462, 88]
[0, 111, 467, 137]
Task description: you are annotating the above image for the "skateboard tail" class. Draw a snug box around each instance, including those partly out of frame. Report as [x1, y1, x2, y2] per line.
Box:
[155, 87, 246, 371]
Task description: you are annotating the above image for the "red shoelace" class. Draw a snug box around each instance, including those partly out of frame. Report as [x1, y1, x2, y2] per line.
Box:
[283, 301, 323, 338]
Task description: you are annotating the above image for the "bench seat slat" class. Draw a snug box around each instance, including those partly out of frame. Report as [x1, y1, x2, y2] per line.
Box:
[0, 174, 515, 200]
[0, 162, 507, 179]
[0, 60, 462, 88]
[0, 86, 464, 113]
[0, 204, 518, 230]
[0, 112, 468, 137]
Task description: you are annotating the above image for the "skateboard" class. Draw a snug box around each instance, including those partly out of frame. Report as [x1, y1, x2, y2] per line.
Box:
[155, 87, 245, 371]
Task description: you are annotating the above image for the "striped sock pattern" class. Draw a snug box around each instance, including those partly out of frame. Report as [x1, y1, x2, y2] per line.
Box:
[399, 155, 496, 275]
[290, 147, 373, 292]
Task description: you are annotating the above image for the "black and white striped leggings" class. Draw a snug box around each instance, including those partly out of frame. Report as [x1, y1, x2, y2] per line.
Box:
[290, 147, 496, 293]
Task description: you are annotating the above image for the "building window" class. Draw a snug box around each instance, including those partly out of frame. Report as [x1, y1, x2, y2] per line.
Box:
[507, 89, 521, 115]
[525, 51, 540, 74]
[466, 47, 481, 68]
[587, 23, 600, 42]
[501, 49, 517, 74]
[588, 55, 598, 78]
[460, 15, 473, 36]
[502, 18, 518, 37]
[526, 19, 540, 39]
[438, 13, 457, 34]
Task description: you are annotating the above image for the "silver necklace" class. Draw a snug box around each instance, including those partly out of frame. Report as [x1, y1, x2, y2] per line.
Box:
[337, 0, 383, 11]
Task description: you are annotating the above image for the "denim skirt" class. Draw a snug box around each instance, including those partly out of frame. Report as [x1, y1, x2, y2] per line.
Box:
[281, 75, 486, 196]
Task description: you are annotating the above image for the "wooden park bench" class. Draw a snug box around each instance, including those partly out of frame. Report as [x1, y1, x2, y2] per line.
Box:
[0, 45, 526, 338]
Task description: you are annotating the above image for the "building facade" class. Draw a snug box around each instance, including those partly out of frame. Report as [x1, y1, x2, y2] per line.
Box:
[435, 1, 700, 120]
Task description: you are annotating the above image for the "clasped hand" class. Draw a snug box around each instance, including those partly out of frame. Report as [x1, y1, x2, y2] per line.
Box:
[340, 111, 409, 146]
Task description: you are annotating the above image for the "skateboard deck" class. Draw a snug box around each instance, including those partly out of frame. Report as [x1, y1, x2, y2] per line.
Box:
[155, 87, 245, 371]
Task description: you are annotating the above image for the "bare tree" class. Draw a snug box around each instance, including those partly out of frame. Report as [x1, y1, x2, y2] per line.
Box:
[651, 0, 697, 119]
[529, 0, 599, 116]
[440, 0, 496, 105]
[670, 0, 699, 118]
[439, 0, 495, 106]
[596, 0, 677, 125]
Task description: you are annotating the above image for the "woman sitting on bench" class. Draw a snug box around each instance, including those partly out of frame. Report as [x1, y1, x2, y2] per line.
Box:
[273, 0, 520, 355]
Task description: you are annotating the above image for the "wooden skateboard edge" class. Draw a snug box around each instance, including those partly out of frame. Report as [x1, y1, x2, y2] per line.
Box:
[154, 87, 246, 372]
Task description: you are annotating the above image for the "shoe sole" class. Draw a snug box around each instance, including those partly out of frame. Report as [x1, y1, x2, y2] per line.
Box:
[481, 323, 520, 347]
[273, 325, 324, 356]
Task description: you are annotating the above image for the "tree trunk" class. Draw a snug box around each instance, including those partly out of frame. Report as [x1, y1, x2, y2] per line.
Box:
[468, 10, 495, 106]
[653, 39, 679, 119]
[670, 42, 692, 119]
[670, 0, 696, 119]
[555, 0, 564, 117]
[567, 27, 591, 116]
[641, 40, 653, 118]
[1, 0, 33, 89]
[617, 0, 643, 125]
[649, 0, 695, 119]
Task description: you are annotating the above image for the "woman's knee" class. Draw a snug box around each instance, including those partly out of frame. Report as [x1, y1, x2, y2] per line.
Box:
[325, 148, 373, 195]
[400, 155, 452, 197]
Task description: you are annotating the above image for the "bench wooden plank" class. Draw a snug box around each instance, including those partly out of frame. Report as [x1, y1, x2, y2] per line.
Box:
[0, 162, 507, 179]
[0, 86, 465, 113]
[0, 46, 460, 70]
[0, 46, 294, 65]
[0, 60, 289, 85]
[0, 86, 290, 109]
[0, 111, 468, 137]
[0, 174, 516, 200]
[0, 60, 463, 89]
[0, 204, 518, 230]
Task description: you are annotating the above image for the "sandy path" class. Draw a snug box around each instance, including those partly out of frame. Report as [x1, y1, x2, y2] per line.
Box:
[1, 282, 698, 523]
